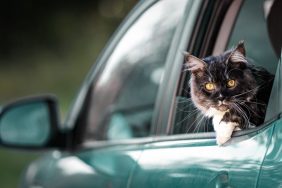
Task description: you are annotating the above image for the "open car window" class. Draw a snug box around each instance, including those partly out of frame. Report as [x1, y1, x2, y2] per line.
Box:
[173, 0, 279, 135]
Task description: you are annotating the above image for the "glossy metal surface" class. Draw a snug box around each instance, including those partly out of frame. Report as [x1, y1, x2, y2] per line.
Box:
[17, 0, 282, 187]
[20, 145, 143, 188]
[258, 119, 282, 188]
[20, 123, 275, 188]
[257, 57, 282, 187]
[129, 125, 274, 188]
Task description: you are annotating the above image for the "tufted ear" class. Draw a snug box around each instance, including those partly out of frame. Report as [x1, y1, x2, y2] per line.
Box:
[229, 40, 248, 64]
[234, 40, 246, 56]
[184, 52, 206, 73]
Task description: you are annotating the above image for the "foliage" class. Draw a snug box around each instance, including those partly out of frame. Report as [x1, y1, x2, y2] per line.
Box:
[0, 0, 138, 187]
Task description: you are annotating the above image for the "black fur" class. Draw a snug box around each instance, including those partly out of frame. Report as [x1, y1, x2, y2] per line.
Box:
[186, 43, 274, 129]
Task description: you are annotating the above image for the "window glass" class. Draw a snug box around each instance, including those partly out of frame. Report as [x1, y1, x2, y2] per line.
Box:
[85, 0, 188, 140]
[173, 0, 277, 135]
[227, 0, 278, 73]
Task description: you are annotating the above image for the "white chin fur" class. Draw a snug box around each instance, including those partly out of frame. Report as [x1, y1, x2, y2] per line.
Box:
[205, 107, 227, 118]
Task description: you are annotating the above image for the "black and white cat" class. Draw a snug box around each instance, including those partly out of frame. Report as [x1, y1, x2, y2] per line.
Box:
[184, 41, 274, 145]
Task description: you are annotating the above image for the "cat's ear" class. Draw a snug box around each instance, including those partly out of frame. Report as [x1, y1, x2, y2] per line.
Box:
[229, 41, 248, 64]
[234, 40, 246, 56]
[184, 52, 206, 73]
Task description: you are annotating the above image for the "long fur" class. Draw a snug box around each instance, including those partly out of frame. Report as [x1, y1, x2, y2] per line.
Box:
[185, 41, 274, 144]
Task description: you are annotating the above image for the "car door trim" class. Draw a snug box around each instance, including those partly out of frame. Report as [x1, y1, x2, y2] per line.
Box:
[213, 0, 244, 55]
[152, 0, 204, 135]
[77, 113, 280, 151]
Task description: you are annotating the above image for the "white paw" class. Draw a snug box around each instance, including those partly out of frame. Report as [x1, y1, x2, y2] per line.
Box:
[216, 135, 231, 145]
[215, 121, 238, 146]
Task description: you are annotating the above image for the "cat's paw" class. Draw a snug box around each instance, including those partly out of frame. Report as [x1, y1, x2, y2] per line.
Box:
[216, 135, 231, 146]
[215, 121, 238, 146]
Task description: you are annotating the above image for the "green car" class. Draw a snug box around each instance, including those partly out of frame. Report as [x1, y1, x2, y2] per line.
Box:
[0, 0, 282, 187]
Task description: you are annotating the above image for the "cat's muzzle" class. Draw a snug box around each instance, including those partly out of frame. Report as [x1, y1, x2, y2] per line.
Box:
[217, 101, 229, 111]
[218, 104, 229, 111]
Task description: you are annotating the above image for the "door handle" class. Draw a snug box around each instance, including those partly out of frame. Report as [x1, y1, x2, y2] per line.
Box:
[206, 171, 232, 188]
[215, 171, 232, 188]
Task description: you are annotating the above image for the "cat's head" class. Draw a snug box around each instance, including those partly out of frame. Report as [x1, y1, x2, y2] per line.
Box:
[185, 41, 257, 115]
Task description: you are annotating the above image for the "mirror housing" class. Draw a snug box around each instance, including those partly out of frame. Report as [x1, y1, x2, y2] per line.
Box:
[0, 95, 63, 149]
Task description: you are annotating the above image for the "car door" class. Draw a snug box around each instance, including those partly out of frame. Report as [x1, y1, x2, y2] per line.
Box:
[18, 0, 191, 188]
[257, 56, 282, 187]
[128, 0, 280, 187]
[256, 1, 282, 186]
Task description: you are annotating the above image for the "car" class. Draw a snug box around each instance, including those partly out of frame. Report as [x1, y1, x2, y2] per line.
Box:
[0, 0, 281, 187]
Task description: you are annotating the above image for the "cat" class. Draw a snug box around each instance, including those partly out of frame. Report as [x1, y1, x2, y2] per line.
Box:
[184, 41, 274, 145]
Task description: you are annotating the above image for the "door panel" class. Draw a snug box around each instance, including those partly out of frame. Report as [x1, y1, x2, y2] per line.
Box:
[20, 145, 143, 188]
[257, 55, 282, 187]
[129, 126, 273, 188]
[258, 118, 282, 188]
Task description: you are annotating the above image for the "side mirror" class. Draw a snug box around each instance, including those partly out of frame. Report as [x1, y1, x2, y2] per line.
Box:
[0, 95, 61, 149]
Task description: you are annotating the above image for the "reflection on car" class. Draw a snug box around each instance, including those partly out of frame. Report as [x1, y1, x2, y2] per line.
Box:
[0, 0, 281, 187]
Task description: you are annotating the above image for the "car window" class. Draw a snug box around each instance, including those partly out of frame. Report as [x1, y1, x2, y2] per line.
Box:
[173, 0, 278, 135]
[84, 0, 189, 141]
[227, 0, 278, 73]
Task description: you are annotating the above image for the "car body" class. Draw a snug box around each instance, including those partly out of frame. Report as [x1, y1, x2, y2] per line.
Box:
[0, 0, 282, 187]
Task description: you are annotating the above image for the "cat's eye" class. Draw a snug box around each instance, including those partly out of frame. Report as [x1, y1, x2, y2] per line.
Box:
[227, 79, 236, 88]
[205, 82, 215, 91]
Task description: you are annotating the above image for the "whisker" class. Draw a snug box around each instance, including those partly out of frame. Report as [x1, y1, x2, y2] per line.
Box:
[175, 110, 200, 127]
[236, 99, 266, 106]
[232, 103, 250, 128]
[239, 102, 262, 118]
[231, 87, 259, 98]
[176, 108, 199, 113]
[185, 114, 204, 133]
[193, 115, 206, 133]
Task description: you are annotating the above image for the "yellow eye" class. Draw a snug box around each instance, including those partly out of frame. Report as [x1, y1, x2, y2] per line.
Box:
[227, 79, 236, 88]
[205, 82, 215, 91]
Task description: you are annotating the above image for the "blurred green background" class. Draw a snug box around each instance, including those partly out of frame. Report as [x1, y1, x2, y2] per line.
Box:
[0, 0, 138, 187]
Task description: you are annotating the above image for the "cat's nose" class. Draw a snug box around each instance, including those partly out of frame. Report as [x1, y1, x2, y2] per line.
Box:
[217, 95, 225, 101]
